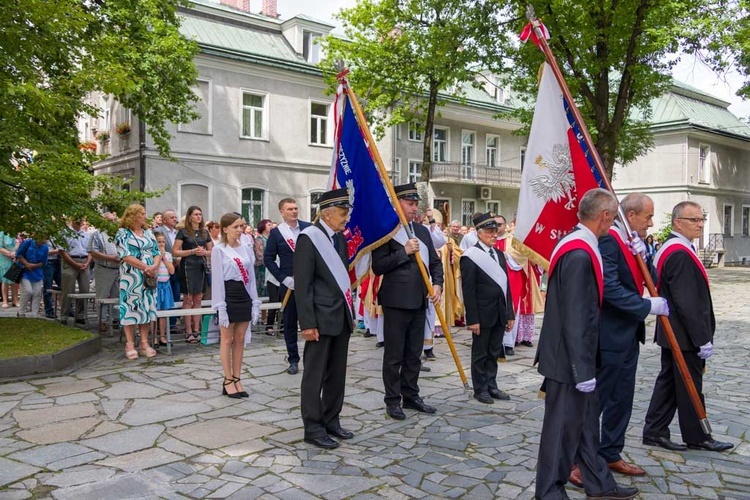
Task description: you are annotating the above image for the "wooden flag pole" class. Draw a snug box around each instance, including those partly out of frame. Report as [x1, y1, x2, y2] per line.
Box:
[336, 67, 470, 390]
[526, 7, 711, 434]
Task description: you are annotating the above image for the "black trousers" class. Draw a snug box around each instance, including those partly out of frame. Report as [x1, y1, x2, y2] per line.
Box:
[471, 322, 504, 395]
[643, 347, 708, 444]
[382, 306, 424, 405]
[300, 327, 351, 439]
[280, 285, 299, 364]
[597, 338, 639, 463]
[265, 281, 280, 327]
[535, 379, 616, 499]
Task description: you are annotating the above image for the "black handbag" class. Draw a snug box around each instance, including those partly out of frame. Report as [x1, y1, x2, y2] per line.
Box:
[3, 263, 23, 284]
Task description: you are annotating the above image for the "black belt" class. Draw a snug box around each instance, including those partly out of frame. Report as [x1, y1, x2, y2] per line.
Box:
[70, 255, 88, 259]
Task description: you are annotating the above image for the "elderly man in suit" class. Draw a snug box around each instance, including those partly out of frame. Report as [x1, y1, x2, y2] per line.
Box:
[460, 212, 515, 404]
[534, 188, 637, 500]
[372, 183, 444, 420]
[264, 198, 312, 375]
[295, 188, 354, 449]
[642, 201, 733, 453]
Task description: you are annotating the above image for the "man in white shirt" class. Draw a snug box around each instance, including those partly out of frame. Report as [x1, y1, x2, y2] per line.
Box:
[59, 219, 92, 324]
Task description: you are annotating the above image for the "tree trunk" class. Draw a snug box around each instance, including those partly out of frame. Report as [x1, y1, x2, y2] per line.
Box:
[420, 79, 440, 182]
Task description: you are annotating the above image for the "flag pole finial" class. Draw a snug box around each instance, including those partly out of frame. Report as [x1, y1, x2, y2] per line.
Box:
[334, 60, 350, 82]
[525, 4, 536, 22]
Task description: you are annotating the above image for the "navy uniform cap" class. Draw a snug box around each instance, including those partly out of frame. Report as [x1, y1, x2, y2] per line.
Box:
[318, 188, 352, 209]
[394, 183, 421, 201]
[473, 212, 498, 230]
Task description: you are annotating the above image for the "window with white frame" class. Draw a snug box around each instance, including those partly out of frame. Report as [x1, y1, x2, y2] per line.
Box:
[180, 79, 212, 134]
[310, 101, 330, 145]
[486, 135, 499, 167]
[408, 160, 421, 183]
[392, 158, 402, 184]
[303, 30, 322, 64]
[100, 96, 111, 132]
[241, 91, 267, 139]
[742, 205, 750, 237]
[699, 145, 711, 183]
[461, 200, 476, 227]
[241, 188, 264, 228]
[408, 121, 423, 142]
[723, 204, 734, 236]
[520, 146, 527, 171]
[486, 201, 500, 215]
[461, 131, 475, 164]
[310, 191, 325, 221]
[433, 127, 448, 163]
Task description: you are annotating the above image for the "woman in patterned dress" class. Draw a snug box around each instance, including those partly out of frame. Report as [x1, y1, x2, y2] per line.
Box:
[0, 231, 20, 308]
[116, 204, 162, 360]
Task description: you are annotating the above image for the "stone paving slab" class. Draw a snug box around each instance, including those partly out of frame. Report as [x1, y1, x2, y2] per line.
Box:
[0, 267, 748, 498]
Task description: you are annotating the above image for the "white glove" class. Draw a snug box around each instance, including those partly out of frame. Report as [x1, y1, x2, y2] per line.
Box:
[627, 232, 647, 258]
[648, 297, 670, 316]
[698, 342, 713, 360]
[218, 309, 229, 328]
[282, 276, 295, 290]
[575, 378, 596, 393]
[251, 299, 261, 325]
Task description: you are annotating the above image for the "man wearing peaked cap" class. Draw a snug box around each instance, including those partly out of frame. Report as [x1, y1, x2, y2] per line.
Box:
[460, 212, 515, 404]
[294, 187, 355, 449]
[372, 183, 444, 420]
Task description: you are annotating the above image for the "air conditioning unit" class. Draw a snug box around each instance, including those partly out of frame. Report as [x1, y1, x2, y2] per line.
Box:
[478, 186, 492, 200]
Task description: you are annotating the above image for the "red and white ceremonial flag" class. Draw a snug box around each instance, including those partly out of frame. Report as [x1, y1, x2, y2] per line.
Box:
[513, 62, 606, 265]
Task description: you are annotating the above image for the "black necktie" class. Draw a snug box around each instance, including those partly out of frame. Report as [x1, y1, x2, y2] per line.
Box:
[488, 248, 496, 263]
[333, 235, 340, 252]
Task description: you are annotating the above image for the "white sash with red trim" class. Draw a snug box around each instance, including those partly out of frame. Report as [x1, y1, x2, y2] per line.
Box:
[277, 222, 299, 252]
[609, 227, 645, 296]
[301, 225, 353, 313]
[548, 227, 603, 304]
[654, 237, 708, 289]
[463, 246, 508, 297]
[215, 243, 252, 286]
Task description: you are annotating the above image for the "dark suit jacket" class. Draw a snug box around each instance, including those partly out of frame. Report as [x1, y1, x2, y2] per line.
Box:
[460, 244, 515, 329]
[264, 220, 312, 284]
[293, 222, 353, 336]
[372, 223, 444, 310]
[655, 234, 715, 351]
[598, 233, 654, 351]
[536, 249, 601, 385]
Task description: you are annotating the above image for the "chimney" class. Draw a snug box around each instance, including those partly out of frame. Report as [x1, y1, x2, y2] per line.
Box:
[219, 0, 251, 12]
[261, 0, 278, 18]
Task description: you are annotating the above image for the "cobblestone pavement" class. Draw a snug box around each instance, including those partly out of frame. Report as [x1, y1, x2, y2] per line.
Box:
[1, 268, 749, 499]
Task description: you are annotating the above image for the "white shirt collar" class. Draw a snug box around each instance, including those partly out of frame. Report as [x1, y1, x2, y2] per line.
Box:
[319, 220, 336, 240]
[670, 230, 695, 250]
[477, 240, 493, 253]
[281, 220, 299, 231]
[576, 223, 600, 250]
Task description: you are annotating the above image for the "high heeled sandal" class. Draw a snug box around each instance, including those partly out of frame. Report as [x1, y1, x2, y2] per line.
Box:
[138, 343, 157, 358]
[222, 378, 242, 399]
[232, 376, 249, 398]
[125, 343, 138, 360]
[185, 333, 199, 344]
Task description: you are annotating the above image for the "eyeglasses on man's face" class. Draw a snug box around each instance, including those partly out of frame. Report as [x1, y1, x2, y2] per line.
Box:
[676, 217, 706, 223]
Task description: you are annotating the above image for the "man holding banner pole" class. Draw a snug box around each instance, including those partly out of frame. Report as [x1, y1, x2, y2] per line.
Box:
[372, 183, 443, 420]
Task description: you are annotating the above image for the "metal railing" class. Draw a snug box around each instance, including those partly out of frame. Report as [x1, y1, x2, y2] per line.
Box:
[706, 233, 724, 251]
[429, 162, 522, 186]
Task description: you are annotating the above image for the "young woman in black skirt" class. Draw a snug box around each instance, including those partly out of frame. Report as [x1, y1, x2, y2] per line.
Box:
[211, 213, 261, 398]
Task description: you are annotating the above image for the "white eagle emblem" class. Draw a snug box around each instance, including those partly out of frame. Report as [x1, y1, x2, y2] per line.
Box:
[528, 144, 576, 204]
[346, 179, 355, 215]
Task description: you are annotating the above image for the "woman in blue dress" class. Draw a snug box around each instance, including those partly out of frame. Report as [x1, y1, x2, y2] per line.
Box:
[116, 204, 162, 360]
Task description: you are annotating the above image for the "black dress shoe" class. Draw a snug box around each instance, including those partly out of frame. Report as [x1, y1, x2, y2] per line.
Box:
[642, 436, 687, 451]
[362, 330, 374, 338]
[327, 427, 354, 440]
[488, 388, 510, 400]
[419, 363, 431, 372]
[586, 484, 638, 499]
[504, 347, 515, 356]
[304, 435, 339, 449]
[687, 438, 733, 452]
[376, 341, 384, 348]
[520, 340, 534, 347]
[287, 363, 299, 375]
[473, 392, 494, 404]
[403, 397, 436, 413]
[386, 404, 406, 420]
[424, 349, 436, 360]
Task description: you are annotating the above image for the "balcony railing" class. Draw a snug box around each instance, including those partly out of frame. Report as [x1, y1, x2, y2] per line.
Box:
[429, 162, 522, 187]
[707, 233, 724, 251]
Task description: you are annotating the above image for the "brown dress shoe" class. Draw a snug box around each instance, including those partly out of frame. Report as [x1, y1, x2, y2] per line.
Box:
[569, 464, 583, 487]
[608, 459, 646, 476]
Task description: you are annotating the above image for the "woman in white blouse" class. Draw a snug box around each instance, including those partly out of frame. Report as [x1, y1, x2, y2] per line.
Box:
[211, 213, 262, 399]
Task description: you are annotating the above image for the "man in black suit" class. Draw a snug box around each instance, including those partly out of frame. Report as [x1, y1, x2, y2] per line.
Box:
[460, 212, 515, 404]
[264, 198, 312, 374]
[294, 188, 354, 450]
[372, 183, 443, 420]
[535, 188, 637, 500]
[591, 193, 669, 479]
[642, 201, 733, 453]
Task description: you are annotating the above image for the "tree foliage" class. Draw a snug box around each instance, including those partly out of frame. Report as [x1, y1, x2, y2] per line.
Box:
[322, 0, 514, 181]
[0, 0, 198, 239]
[505, 0, 729, 179]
